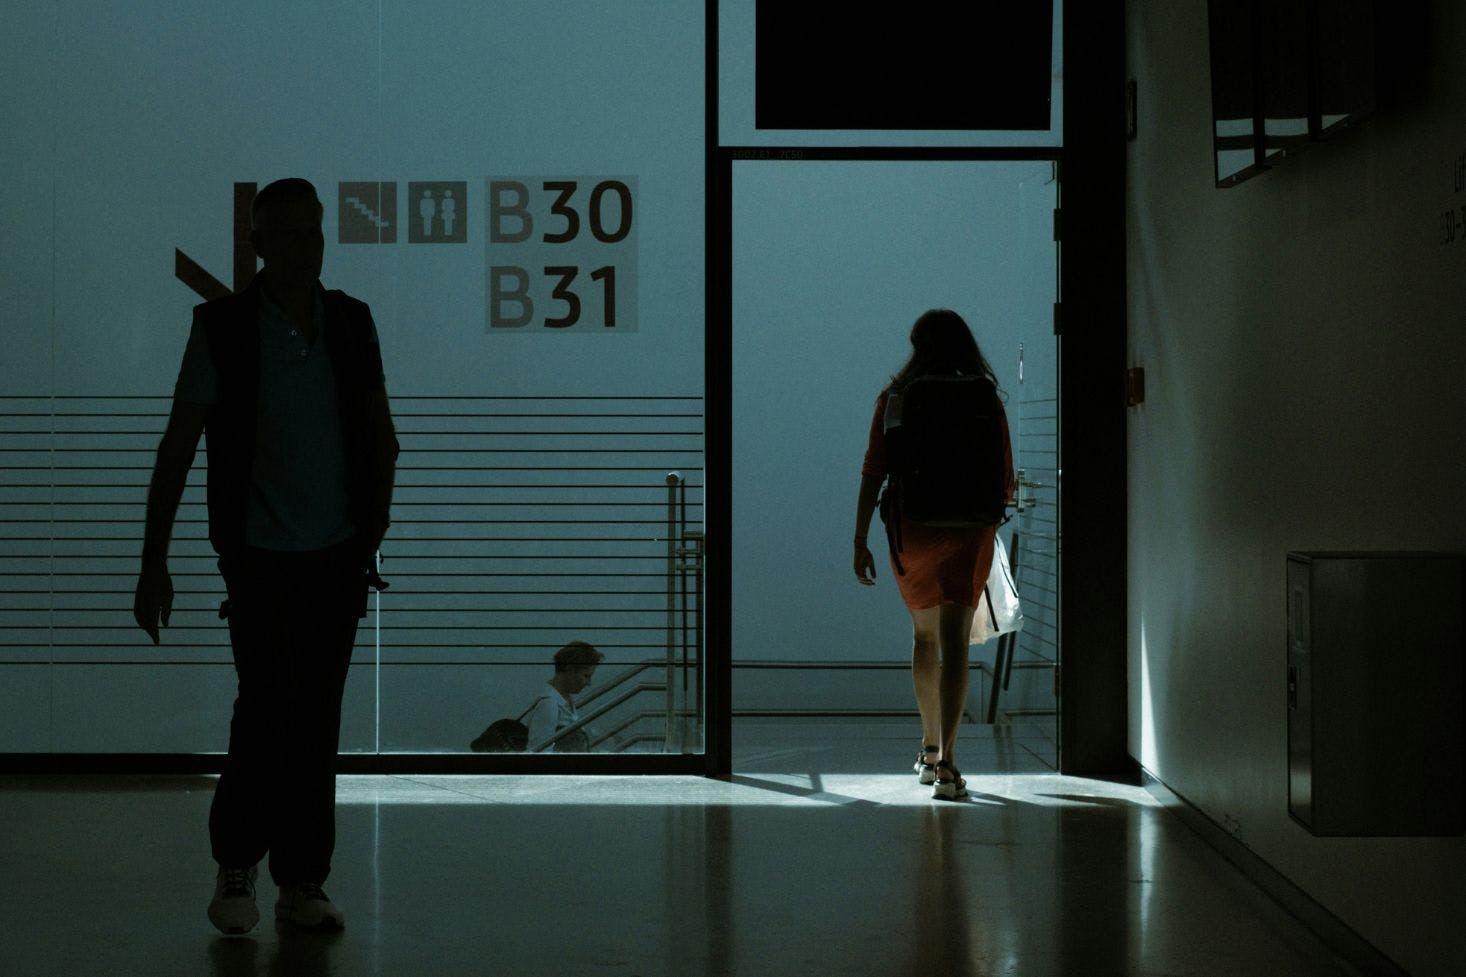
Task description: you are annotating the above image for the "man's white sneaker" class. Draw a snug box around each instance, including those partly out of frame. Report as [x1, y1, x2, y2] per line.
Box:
[208, 865, 259, 935]
[275, 882, 346, 930]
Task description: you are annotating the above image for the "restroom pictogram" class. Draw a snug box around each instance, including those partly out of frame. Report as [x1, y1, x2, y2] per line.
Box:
[408, 181, 468, 243]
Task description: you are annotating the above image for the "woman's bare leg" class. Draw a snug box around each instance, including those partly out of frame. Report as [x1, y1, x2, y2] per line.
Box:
[936, 604, 978, 770]
[909, 608, 942, 755]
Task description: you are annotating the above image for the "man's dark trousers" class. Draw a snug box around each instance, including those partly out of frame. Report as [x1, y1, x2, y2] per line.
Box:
[209, 539, 366, 886]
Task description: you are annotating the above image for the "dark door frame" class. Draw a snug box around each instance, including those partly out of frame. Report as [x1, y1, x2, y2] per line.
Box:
[705, 146, 1062, 779]
[705, 3, 1131, 781]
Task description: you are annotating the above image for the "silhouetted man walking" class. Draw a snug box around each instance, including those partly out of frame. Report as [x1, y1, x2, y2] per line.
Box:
[134, 178, 398, 935]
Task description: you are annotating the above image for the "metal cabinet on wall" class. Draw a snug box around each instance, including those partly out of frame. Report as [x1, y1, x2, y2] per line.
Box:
[1286, 552, 1464, 836]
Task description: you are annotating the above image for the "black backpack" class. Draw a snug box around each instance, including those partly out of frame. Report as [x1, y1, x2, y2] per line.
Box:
[469, 697, 546, 753]
[878, 374, 1007, 573]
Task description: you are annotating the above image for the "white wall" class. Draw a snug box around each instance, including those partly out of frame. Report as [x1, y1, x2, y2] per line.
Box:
[0, 1, 705, 400]
[0, 1, 704, 752]
[1127, 2, 1466, 973]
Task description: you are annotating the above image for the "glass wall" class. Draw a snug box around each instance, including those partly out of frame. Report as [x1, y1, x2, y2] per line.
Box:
[0, 2, 705, 757]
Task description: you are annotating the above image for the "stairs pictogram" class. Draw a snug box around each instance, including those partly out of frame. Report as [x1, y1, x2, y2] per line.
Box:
[344, 196, 391, 229]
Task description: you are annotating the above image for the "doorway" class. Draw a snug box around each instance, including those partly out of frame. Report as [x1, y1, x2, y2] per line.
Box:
[729, 157, 1061, 772]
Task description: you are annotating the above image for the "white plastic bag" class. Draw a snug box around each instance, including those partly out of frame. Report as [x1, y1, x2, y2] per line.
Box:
[970, 533, 1023, 644]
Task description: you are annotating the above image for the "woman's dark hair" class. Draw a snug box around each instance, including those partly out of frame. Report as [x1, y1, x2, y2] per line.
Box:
[890, 309, 999, 390]
[553, 640, 603, 672]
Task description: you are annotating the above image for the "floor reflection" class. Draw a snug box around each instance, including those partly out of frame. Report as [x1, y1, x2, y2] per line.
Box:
[911, 805, 978, 976]
[1, 772, 1354, 977]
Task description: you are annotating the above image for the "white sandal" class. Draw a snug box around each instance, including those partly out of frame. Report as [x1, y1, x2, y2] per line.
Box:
[932, 760, 968, 800]
[913, 745, 938, 785]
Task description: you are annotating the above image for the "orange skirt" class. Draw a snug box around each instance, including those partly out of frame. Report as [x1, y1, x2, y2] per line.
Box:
[886, 519, 996, 611]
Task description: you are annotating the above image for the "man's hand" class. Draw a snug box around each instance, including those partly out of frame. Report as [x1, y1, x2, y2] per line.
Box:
[135, 399, 205, 644]
[134, 564, 174, 645]
[854, 541, 877, 586]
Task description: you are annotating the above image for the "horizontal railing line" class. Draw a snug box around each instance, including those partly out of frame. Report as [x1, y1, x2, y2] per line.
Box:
[732, 709, 981, 721]
[0, 466, 702, 473]
[3, 431, 705, 438]
[0, 571, 672, 577]
[0, 639, 671, 645]
[392, 413, 703, 419]
[410, 466, 702, 472]
[0, 659, 683, 666]
[0, 590, 670, 598]
[1013, 650, 1058, 665]
[0, 659, 984, 669]
[7, 607, 673, 615]
[277, 501, 707, 507]
[2, 519, 686, 526]
[1, 501, 704, 509]
[0, 539, 680, 548]
[363, 590, 668, 596]
[388, 484, 698, 490]
[396, 431, 704, 437]
[3, 625, 674, 632]
[0, 484, 703, 489]
[730, 660, 991, 670]
[0, 537, 687, 544]
[396, 396, 701, 401]
[1, 449, 703, 455]
[0, 413, 710, 420]
[0, 395, 702, 402]
[395, 449, 704, 454]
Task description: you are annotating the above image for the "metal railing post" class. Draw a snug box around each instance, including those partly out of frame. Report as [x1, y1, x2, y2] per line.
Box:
[684, 529, 705, 744]
[665, 472, 681, 751]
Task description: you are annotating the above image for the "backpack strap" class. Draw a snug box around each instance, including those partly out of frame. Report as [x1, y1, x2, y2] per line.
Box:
[882, 384, 905, 432]
[516, 695, 549, 723]
[879, 386, 908, 576]
[879, 481, 906, 576]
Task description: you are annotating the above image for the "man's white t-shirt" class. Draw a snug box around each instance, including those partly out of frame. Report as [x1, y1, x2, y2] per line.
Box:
[524, 683, 577, 749]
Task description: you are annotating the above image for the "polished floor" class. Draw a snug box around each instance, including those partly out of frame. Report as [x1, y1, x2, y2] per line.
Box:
[0, 721, 1360, 977]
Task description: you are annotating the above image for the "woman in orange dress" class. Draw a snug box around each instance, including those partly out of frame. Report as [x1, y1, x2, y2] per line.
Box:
[853, 309, 1014, 800]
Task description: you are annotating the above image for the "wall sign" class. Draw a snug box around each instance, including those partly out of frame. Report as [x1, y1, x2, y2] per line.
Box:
[339, 181, 397, 244]
[408, 181, 468, 243]
[486, 176, 638, 333]
[176, 178, 639, 334]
